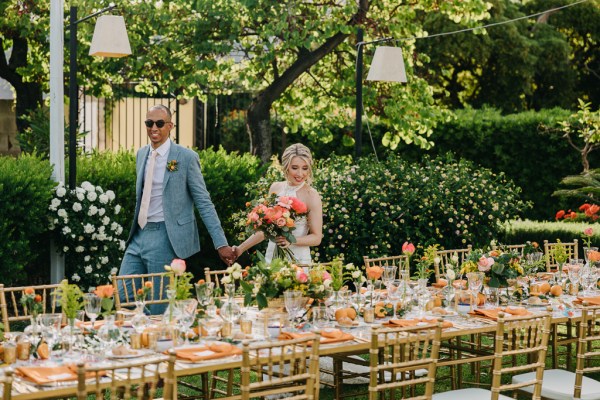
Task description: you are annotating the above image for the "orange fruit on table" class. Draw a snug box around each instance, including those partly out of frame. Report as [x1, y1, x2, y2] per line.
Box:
[550, 285, 563, 296]
[539, 282, 551, 294]
[37, 342, 49, 359]
[335, 308, 357, 322]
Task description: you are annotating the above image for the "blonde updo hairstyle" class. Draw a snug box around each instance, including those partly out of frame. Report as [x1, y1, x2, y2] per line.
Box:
[281, 143, 314, 185]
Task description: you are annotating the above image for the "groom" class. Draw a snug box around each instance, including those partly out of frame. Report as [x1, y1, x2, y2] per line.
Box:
[119, 104, 236, 313]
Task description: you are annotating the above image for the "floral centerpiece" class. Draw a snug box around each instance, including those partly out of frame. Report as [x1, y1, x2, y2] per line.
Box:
[223, 253, 331, 309]
[460, 248, 523, 288]
[165, 259, 194, 301]
[243, 192, 308, 261]
[413, 245, 439, 281]
[48, 181, 127, 289]
[322, 258, 361, 291]
[20, 287, 43, 320]
[94, 284, 115, 318]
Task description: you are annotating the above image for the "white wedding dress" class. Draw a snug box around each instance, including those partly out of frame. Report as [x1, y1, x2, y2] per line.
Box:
[265, 182, 311, 265]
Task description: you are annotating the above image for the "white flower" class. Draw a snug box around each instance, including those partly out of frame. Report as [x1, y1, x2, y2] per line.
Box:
[84, 255, 91, 262]
[106, 190, 115, 201]
[86, 191, 97, 202]
[221, 275, 232, 284]
[84, 266, 93, 274]
[63, 246, 69, 252]
[62, 226, 71, 235]
[116, 226, 123, 235]
[98, 208, 106, 216]
[56, 187, 67, 197]
[81, 181, 94, 192]
[84, 224, 95, 234]
[76, 193, 85, 201]
[100, 257, 109, 265]
[72, 273, 81, 282]
[57, 209, 67, 218]
[111, 222, 119, 231]
[50, 198, 61, 210]
[102, 216, 110, 226]
[115, 205, 121, 214]
[351, 270, 362, 279]
[232, 270, 242, 280]
[72, 202, 82, 212]
[75, 246, 84, 253]
[110, 267, 118, 275]
[451, 253, 459, 263]
[119, 241, 126, 251]
[434, 257, 441, 266]
[99, 194, 109, 204]
[88, 205, 98, 216]
[446, 268, 456, 280]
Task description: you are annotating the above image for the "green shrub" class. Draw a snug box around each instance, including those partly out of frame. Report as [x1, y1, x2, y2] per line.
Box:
[237, 154, 529, 267]
[0, 154, 54, 285]
[501, 219, 600, 256]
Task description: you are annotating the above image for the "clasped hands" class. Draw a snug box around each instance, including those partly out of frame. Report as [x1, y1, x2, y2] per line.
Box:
[217, 246, 237, 266]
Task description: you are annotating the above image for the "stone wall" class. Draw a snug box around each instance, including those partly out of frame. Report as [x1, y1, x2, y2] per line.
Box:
[0, 100, 19, 155]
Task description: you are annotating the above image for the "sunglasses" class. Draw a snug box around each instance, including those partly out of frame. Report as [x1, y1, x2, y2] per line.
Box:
[144, 119, 169, 128]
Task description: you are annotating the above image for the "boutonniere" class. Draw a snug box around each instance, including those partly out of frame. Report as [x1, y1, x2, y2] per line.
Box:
[166, 160, 178, 172]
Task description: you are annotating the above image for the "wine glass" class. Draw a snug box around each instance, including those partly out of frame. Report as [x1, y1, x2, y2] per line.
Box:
[283, 291, 303, 330]
[38, 313, 62, 362]
[176, 299, 198, 345]
[195, 282, 214, 310]
[466, 272, 484, 309]
[83, 293, 101, 331]
[382, 265, 398, 289]
[200, 305, 223, 340]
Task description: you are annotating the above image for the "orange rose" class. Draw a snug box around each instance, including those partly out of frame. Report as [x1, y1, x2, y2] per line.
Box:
[366, 266, 383, 280]
[197, 279, 205, 285]
[137, 288, 144, 296]
[34, 294, 42, 303]
[489, 250, 500, 257]
[24, 287, 35, 295]
[588, 251, 600, 263]
[144, 281, 153, 288]
[94, 284, 115, 299]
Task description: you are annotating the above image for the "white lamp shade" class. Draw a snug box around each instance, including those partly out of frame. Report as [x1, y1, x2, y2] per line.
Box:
[366, 46, 407, 83]
[89, 15, 131, 57]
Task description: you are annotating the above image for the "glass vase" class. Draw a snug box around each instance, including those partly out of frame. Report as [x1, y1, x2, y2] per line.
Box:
[219, 284, 240, 324]
[131, 301, 150, 334]
[97, 315, 120, 350]
[164, 288, 177, 324]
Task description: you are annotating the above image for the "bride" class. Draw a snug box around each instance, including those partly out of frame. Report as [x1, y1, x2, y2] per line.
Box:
[234, 143, 323, 265]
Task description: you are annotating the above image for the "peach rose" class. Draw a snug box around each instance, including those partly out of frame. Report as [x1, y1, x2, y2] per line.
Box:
[588, 251, 600, 263]
[402, 242, 415, 255]
[94, 284, 115, 299]
[169, 259, 187, 275]
[477, 256, 494, 272]
[366, 266, 383, 280]
[144, 281, 153, 288]
[34, 294, 42, 303]
[276, 217, 287, 227]
[296, 269, 308, 283]
[24, 287, 35, 295]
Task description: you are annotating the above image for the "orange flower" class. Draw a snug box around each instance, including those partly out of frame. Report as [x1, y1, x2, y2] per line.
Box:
[24, 287, 35, 295]
[197, 279, 205, 285]
[586, 204, 600, 216]
[144, 281, 153, 288]
[137, 288, 144, 296]
[366, 266, 383, 280]
[580, 203, 591, 211]
[94, 284, 115, 299]
[588, 251, 600, 263]
[34, 294, 42, 303]
[555, 210, 565, 220]
[489, 250, 500, 257]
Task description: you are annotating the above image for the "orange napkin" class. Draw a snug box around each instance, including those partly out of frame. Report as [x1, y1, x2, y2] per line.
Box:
[16, 365, 101, 385]
[360, 288, 388, 295]
[503, 306, 530, 316]
[385, 318, 453, 329]
[279, 330, 354, 345]
[432, 279, 448, 289]
[453, 280, 467, 289]
[174, 342, 242, 362]
[76, 319, 126, 330]
[575, 296, 600, 306]
[472, 307, 531, 320]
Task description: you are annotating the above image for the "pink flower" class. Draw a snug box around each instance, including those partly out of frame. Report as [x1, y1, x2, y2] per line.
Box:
[296, 269, 308, 283]
[276, 217, 287, 227]
[477, 256, 494, 272]
[264, 206, 284, 223]
[322, 271, 332, 281]
[277, 196, 293, 209]
[584, 227, 594, 236]
[402, 242, 415, 255]
[290, 197, 308, 213]
[248, 212, 259, 222]
[169, 259, 187, 275]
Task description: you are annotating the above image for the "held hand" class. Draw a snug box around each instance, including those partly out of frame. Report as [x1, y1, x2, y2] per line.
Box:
[232, 245, 243, 257]
[218, 246, 237, 266]
[275, 236, 290, 248]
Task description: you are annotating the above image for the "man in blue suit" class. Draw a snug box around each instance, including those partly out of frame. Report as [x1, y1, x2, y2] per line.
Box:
[119, 104, 236, 313]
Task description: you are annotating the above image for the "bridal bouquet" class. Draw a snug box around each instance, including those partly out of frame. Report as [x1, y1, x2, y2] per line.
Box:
[243, 192, 308, 261]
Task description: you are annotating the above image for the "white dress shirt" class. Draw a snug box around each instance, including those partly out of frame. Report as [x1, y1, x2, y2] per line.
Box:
[145, 139, 171, 223]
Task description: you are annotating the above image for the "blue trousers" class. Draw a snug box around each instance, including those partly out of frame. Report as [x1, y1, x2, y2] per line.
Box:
[118, 222, 176, 315]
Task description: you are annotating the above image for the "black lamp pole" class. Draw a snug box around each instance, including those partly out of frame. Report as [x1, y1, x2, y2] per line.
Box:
[67, 4, 117, 189]
[354, 28, 364, 158]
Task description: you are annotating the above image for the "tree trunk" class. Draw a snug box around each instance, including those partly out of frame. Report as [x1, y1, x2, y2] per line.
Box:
[246, 0, 369, 163]
[0, 37, 43, 134]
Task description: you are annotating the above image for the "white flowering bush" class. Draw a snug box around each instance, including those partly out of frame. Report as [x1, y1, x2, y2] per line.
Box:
[49, 181, 127, 289]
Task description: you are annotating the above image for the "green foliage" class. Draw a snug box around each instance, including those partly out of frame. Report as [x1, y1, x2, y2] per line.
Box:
[16, 106, 71, 158]
[553, 169, 600, 204]
[0, 154, 54, 285]
[556, 100, 600, 172]
[239, 154, 529, 267]
[54, 279, 84, 320]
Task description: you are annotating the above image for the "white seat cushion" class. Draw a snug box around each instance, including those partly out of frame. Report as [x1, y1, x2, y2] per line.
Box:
[432, 388, 513, 400]
[512, 369, 600, 400]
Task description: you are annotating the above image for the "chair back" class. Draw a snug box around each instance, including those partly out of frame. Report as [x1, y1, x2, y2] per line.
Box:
[363, 255, 409, 280]
[369, 323, 442, 400]
[574, 303, 600, 399]
[544, 239, 578, 271]
[240, 332, 320, 400]
[111, 272, 172, 311]
[434, 246, 472, 280]
[0, 284, 60, 332]
[76, 351, 175, 399]
[0, 369, 13, 400]
[491, 243, 527, 255]
[204, 267, 230, 291]
[490, 312, 551, 399]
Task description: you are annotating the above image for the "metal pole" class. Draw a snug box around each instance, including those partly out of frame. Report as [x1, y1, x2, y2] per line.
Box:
[49, 0, 65, 283]
[354, 28, 363, 158]
[69, 6, 78, 189]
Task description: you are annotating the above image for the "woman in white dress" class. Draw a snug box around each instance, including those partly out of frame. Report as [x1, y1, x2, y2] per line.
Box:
[234, 143, 323, 265]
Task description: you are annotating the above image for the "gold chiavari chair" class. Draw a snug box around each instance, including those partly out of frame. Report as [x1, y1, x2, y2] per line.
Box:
[239, 332, 320, 400]
[204, 267, 230, 292]
[433, 311, 552, 400]
[544, 239, 578, 272]
[0, 369, 13, 400]
[491, 243, 527, 255]
[111, 272, 172, 311]
[363, 255, 409, 280]
[369, 322, 442, 400]
[434, 246, 472, 281]
[0, 283, 60, 332]
[512, 302, 600, 399]
[76, 352, 175, 400]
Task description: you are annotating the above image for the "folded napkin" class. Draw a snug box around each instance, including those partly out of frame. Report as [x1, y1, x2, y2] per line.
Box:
[385, 318, 453, 329]
[360, 288, 388, 295]
[472, 307, 531, 320]
[16, 365, 101, 385]
[432, 279, 448, 289]
[278, 329, 354, 345]
[174, 342, 242, 362]
[575, 296, 600, 306]
[76, 319, 126, 330]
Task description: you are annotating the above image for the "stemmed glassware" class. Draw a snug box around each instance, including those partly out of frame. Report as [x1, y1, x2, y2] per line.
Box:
[466, 272, 484, 310]
[568, 259, 583, 295]
[176, 299, 198, 345]
[83, 293, 102, 331]
[195, 282, 215, 311]
[200, 305, 223, 340]
[382, 265, 398, 290]
[283, 291, 303, 330]
[38, 313, 62, 362]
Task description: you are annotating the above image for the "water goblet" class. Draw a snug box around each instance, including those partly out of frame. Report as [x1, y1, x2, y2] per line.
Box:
[284, 291, 303, 330]
[84, 293, 102, 331]
[312, 305, 331, 330]
[382, 265, 398, 289]
[176, 299, 198, 345]
[200, 306, 223, 340]
[195, 282, 215, 310]
[38, 313, 62, 362]
[443, 285, 455, 311]
[466, 272, 484, 309]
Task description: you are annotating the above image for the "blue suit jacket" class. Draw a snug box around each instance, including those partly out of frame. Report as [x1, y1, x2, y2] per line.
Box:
[127, 142, 228, 259]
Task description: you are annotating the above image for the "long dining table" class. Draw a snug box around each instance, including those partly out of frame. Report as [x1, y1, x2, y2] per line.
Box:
[0, 302, 582, 400]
